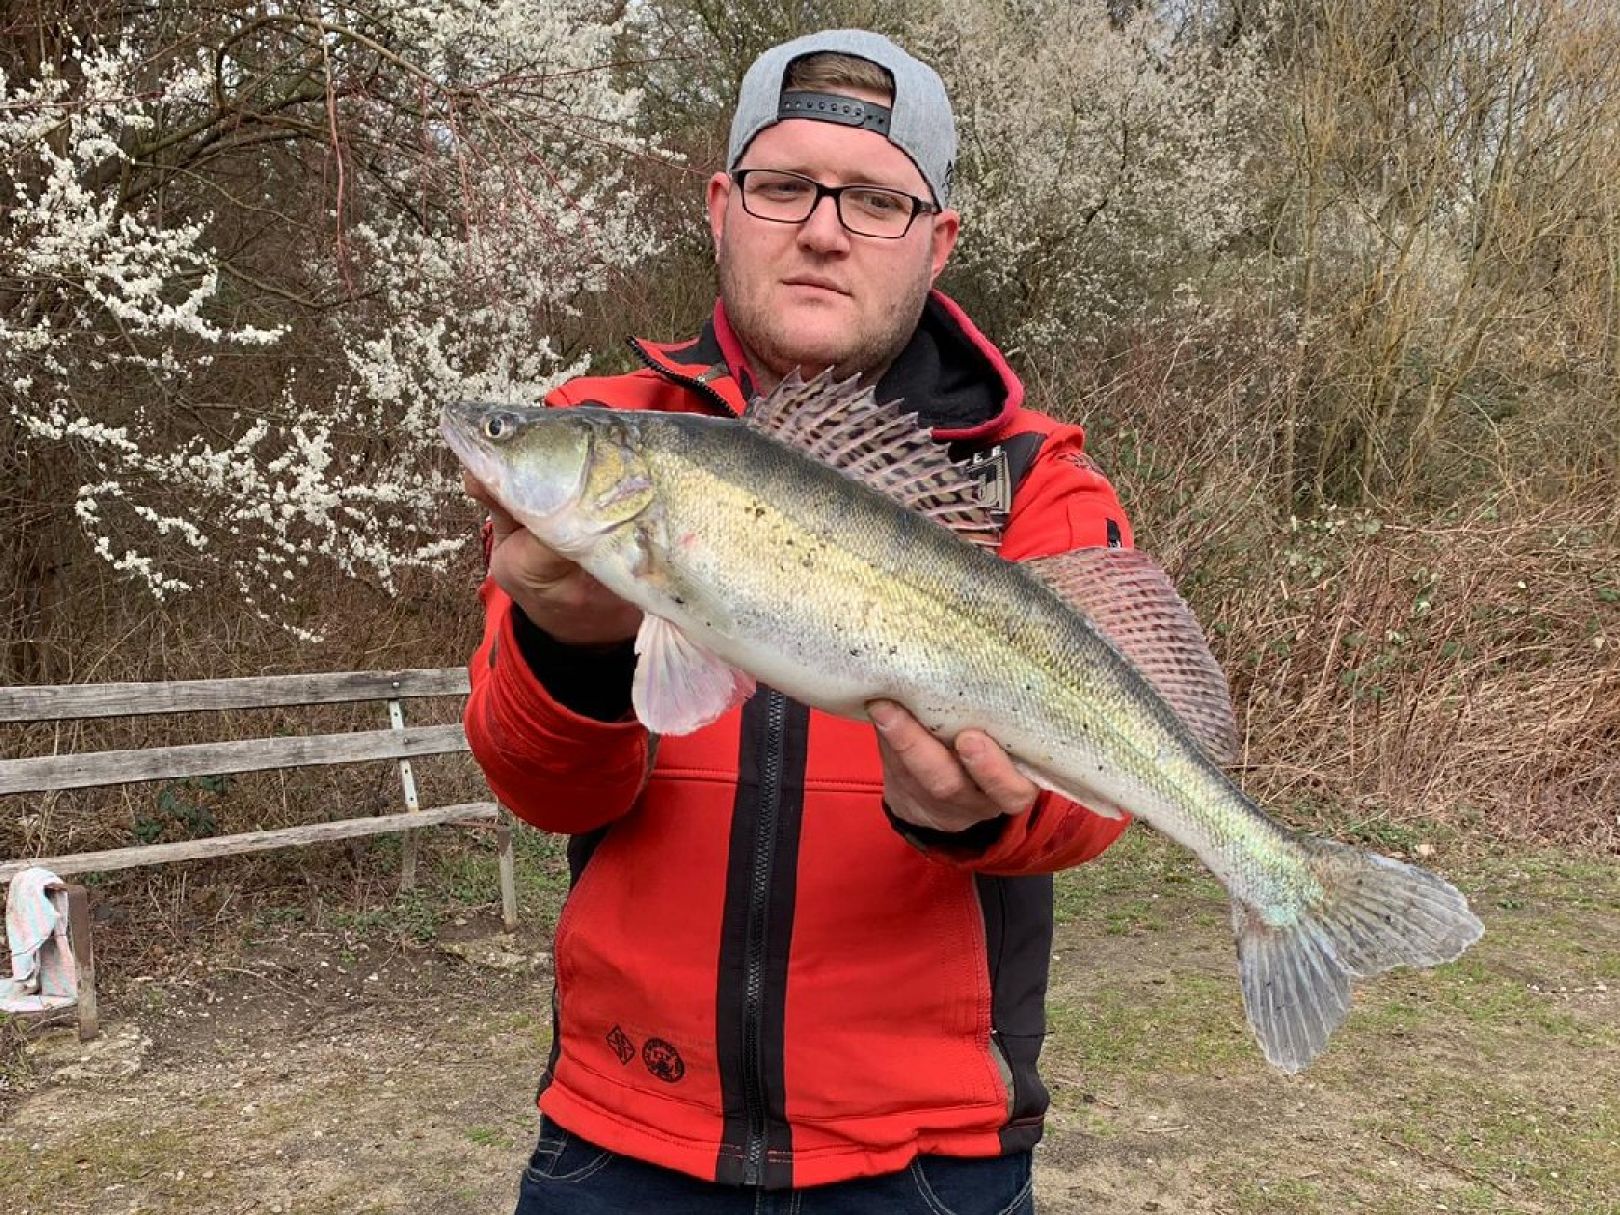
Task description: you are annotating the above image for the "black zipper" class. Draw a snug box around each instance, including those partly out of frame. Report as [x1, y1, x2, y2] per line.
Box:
[627, 337, 738, 416]
[630, 335, 782, 1183]
[740, 689, 787, 1185]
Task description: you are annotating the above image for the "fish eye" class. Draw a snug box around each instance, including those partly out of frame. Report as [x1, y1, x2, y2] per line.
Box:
[483, 413, 516, 441]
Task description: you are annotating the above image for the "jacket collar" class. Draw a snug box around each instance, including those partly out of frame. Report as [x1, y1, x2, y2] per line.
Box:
[628, 289, 1023, 441]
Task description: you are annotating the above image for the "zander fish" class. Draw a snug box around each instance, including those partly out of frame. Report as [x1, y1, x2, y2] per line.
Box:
[441, 372, 1483, 1073]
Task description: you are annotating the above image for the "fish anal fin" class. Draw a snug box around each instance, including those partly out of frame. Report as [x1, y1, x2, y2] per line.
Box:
[631, 615, 756, 735]
[1024, 547, 1241, 765]
[743, 369, 1003, 550]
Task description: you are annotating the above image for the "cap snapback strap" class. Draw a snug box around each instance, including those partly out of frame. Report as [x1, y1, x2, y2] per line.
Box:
[777, 90, 892, 135]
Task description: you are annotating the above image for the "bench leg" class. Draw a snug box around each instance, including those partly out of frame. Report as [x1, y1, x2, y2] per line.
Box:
[63, 884, 98, 1042]
[497, 808, 518, 933]
[400, 830, 418, 893]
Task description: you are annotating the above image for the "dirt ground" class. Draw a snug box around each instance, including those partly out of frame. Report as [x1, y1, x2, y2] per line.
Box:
[2, 830, 1616, 1215]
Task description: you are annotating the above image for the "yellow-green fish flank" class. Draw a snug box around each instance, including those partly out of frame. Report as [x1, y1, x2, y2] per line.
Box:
[442, 376, 1483, 1073]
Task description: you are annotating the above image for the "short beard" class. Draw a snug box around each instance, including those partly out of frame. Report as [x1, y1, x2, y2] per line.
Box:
[718, 245, 933, 385]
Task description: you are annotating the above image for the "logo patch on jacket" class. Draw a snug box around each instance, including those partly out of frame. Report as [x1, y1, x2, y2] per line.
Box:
[641, 1037, 686, 1083]
[606, 1025, 636, 1065]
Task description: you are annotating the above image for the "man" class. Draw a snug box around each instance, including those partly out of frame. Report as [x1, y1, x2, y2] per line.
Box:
[463, 29, 1134, 1214]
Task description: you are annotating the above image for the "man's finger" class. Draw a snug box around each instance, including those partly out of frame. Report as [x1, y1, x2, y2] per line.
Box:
[868, 700, 937, 758]
[870, 701, 972, 802]
[955, 731, 1039, 815]
[462, 471, 518, 532]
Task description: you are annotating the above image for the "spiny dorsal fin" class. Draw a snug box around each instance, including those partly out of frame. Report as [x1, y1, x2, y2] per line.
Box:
[743, 369, 1003, 550]
[1024, 548, 1241, 764]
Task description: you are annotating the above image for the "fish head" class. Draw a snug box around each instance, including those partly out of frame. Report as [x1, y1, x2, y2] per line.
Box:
[440, 401, 593, 520]
[440, 402, 655, 555]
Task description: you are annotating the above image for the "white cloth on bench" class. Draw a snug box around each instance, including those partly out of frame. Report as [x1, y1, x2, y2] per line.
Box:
[1, 867, 79, 1012]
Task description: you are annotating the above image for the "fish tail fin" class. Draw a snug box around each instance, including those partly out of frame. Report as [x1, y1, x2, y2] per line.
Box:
[1233, 840, 1484, 1073]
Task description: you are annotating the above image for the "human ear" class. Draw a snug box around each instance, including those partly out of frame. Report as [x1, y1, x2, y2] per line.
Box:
[928, 208, 960, 282]
[706, 172, 732, 258]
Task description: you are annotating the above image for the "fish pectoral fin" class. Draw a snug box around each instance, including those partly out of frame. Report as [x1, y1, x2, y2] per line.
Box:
[1011, 761, 1127, 819]
[631, 615, 757, 736]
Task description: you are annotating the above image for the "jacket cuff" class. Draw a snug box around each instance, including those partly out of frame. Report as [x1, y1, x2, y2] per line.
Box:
[482, 596, 646, 756]
[467, 591, 650, 833]
[883, 800, 1013, 858]
[509, 606, 636, 723]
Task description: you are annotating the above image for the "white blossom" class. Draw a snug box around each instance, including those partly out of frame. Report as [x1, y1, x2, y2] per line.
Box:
[4, 4, 663, 635]
[914, 2, 1270, 354]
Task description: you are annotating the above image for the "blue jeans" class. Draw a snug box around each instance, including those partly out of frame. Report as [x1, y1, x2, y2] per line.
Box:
[513, 1117, 1037, 1215]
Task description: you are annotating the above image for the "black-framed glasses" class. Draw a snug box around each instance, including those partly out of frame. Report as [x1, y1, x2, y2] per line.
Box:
[730, 168, 939, 239]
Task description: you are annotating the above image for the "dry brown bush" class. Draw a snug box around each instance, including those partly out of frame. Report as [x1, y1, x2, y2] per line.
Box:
[1222, 502, 1619, 850]
[1261, 0, 1620, 504]
[1038, 314, 1619, 852]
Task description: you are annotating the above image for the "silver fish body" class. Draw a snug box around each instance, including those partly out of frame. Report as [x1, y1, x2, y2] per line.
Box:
[442, 386, 1483, 1073]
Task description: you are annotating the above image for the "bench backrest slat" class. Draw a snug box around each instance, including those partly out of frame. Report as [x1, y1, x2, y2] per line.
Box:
[0, 802, 499, 882]
[0, 724, 471, 795]
[0, 668, 472, 723]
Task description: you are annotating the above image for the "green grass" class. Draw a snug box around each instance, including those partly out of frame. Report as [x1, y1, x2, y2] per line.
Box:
[0, 1124, 214, 1209]
[1053, 826, 1223, 927]
[1348, 1065, 1620, 1211]
[236, 825, 576, 948]
[464, 1125, 514, 1150]
[7, 812, 1614, 1215]
[1227, 1177, 1326, 1212]
[1043, 827, 1620, 1213]
[432, 825, 573, 917]
[326, 885, 445, 942]
[1047, 972, 1254, 1078]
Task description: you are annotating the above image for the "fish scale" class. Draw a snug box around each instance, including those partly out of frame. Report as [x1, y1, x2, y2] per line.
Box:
[645, 421, 1151, 758]
[441, 372, 1484, 1073]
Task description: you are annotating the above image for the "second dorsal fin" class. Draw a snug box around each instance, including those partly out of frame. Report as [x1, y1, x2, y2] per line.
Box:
[1025, 547, 1241, 765]
[743, 369, 1003, 550]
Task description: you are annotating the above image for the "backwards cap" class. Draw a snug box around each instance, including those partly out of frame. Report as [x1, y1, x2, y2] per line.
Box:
[727, 30, 957, 207]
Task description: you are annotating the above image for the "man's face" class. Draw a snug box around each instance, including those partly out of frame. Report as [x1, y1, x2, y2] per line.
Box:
[706, 89, 960, 386]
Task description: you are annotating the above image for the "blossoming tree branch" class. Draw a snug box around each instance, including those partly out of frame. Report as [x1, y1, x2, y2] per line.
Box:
[2, 1, 663, 636]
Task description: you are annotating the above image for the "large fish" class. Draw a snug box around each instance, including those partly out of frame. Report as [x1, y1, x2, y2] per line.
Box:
[441, 372, 1483, 1073]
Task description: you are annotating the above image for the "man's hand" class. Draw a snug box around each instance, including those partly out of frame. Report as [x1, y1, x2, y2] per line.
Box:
[868, 700, 1039, 835]
[464, 472, 642, 646]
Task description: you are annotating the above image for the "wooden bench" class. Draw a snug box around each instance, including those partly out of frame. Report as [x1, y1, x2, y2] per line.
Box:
[0, 668, 515, 1041]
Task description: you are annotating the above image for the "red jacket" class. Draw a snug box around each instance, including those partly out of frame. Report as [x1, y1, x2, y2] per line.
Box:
[463, 291, 1132, 1188]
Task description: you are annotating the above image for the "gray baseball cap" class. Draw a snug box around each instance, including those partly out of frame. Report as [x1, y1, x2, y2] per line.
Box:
[727, 30, 958, 207]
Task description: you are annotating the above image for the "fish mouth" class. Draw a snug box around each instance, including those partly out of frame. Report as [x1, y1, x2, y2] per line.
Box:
[439, 401, 596, 535]
[439, 403, 504, 491]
